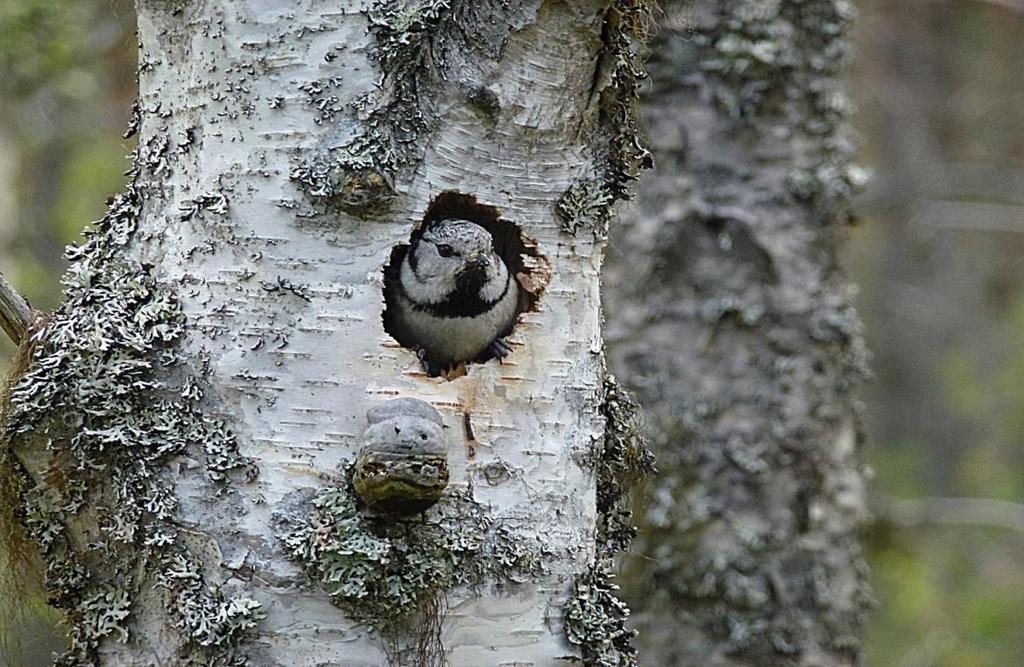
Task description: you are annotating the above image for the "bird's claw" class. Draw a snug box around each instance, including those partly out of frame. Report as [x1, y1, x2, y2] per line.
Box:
[487, 337, 513, 360]
[414, 347, 440, 376]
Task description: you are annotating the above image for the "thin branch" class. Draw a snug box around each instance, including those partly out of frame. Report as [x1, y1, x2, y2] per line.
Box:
[917, 0, 1024, 14]
[0, 271, 33, 345]
[915, 200, 1024, 234]
[873, 495, 1024, 533]
[968, 0, 1024, 14]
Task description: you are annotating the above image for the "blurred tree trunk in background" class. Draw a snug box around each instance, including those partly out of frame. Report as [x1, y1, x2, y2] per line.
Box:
[605, 1, 871, 664]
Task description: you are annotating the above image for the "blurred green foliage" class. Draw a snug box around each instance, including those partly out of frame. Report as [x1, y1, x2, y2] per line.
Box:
[853, 2, 1024, 664]
[868, 296, 1024, 666]
[53, 142, 131, 246]
[867, 521, 1024, 667]
[0, 0, 134, 315]
[0, 1, 87, 96]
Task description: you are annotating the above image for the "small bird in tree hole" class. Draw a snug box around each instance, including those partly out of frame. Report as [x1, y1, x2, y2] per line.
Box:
[385, 219, 520, 375]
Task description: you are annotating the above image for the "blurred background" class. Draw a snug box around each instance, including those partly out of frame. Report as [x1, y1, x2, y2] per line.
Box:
[0, 0, 1021, 665]
[851, 1, 1024, 664]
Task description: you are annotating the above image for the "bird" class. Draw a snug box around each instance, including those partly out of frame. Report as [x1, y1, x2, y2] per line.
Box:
[384, 218, 520, 375]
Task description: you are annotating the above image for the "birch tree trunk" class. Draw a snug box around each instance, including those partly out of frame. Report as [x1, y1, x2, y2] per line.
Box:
[605, 1, 871, 665]
[1, 1, 651, 665]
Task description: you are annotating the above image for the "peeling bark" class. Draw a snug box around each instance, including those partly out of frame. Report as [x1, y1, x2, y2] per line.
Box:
[2, 1, 650, 665]
[605, 1, 870, 665]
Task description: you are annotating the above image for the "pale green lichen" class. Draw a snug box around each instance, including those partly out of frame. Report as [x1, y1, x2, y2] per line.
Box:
[559, 2, 655, 660]
[2, 172, 263, 665]
[556, 0, 652, 239]
[567, 374, 653, 667]
[290, 152, 395, 215]
[598, 1, 654, 199]
[291, 0, 455, 213]
[557, 179, 614, 238]
[358, 0, 454, 173]
[77, 587, 132, 646]
[596, 375, 654, 554]
[158, 550, 265, 649]
[279, 463, 542, 665]
[565, 561, 636, 667]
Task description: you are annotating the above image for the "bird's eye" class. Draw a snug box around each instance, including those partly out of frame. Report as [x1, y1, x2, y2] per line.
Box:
[436, 244, 455, 258]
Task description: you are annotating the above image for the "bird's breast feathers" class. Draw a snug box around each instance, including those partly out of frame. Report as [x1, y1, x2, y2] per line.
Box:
[394, 273, 519, 365]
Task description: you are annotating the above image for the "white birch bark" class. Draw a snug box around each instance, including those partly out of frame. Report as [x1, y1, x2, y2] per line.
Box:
[3, 1, 649, 666]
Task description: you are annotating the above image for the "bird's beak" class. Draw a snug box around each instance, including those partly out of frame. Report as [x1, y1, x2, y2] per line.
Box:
[465, 253, 491, 271]
[455, 253, 492, 290]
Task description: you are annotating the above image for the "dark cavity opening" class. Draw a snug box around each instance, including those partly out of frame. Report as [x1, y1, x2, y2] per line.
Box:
[382, 191, 548, 379]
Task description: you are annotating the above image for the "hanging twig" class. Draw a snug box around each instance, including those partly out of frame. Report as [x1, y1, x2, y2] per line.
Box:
[0, 271, 33, 345]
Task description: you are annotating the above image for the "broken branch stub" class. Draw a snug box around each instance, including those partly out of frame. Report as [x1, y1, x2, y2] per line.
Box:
[0, 271, 33, 345]
[352, 398, 450, 516]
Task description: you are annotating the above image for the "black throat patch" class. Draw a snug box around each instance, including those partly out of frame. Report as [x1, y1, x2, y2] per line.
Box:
[412, 270, 510, 319]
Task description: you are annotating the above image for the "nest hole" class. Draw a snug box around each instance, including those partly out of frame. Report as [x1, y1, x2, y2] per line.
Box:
[382, 191, 549, 378]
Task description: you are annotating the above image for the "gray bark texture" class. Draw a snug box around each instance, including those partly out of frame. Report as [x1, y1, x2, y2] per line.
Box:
[604, 1, 871, 665]
[0, 1, 652, 666]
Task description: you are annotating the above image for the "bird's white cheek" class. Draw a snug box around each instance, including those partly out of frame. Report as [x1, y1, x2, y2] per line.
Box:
[401, 260, 449, 304]
[479, 266, 508, 302]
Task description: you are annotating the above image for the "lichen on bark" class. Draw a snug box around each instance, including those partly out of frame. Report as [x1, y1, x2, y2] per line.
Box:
[692, 0, 865, 218]
[556, 0, 653, 239]
[8, 0, 660, 664]
[561, 3, 655, 664]
[566, 375, 654, 667]
[1, 170, 262, 665]
[291, 0, 538, 215]
[277, 464, 542, 666]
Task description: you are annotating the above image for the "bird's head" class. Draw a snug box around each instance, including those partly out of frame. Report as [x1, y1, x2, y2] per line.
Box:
[404, 219, 506, 304]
